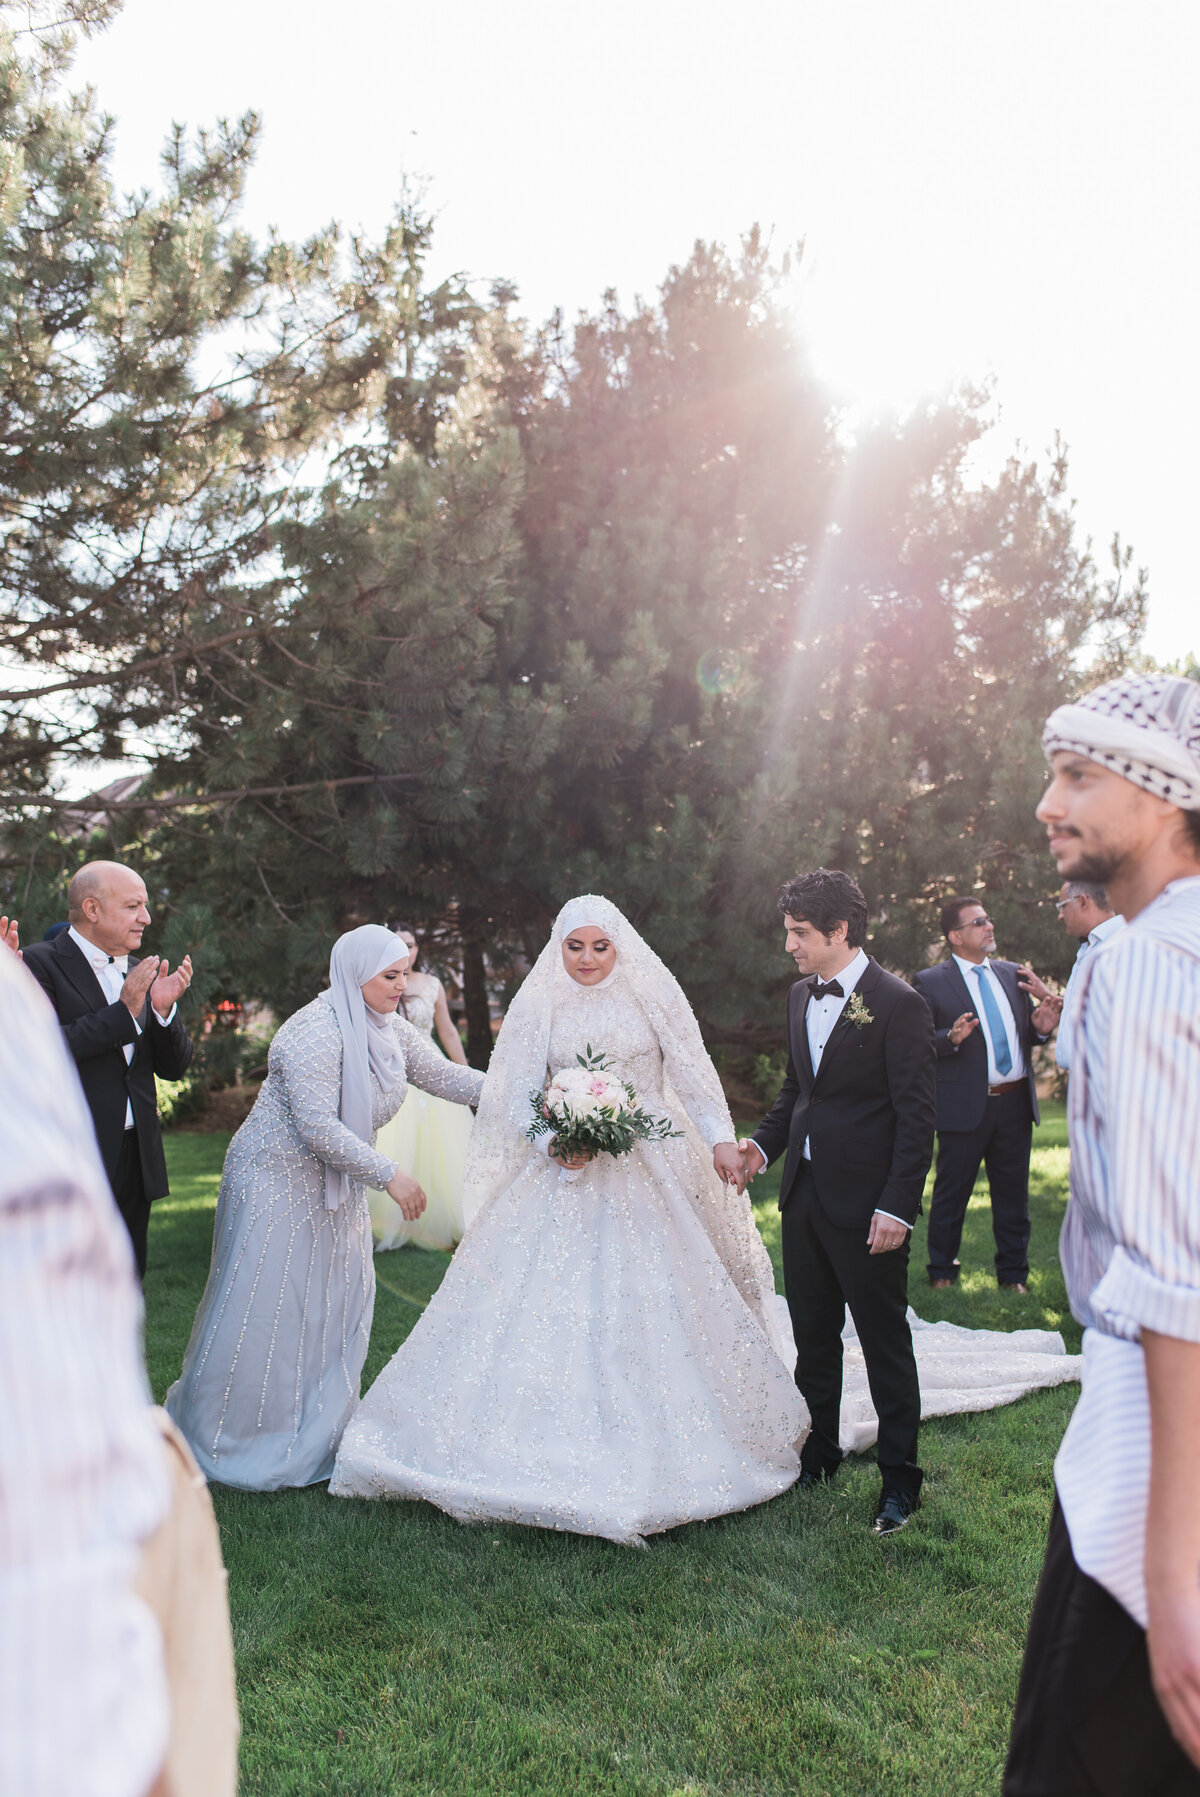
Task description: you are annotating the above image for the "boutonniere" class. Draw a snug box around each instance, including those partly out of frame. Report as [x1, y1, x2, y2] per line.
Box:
[845, 991, 874, 1029]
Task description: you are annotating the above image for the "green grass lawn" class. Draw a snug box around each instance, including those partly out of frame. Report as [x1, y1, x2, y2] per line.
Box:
[149, 1111, 1079, 1797]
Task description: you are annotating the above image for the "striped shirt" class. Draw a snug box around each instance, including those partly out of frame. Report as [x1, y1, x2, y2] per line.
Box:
[1054, 875, 1200, 1626]
[1054, 911, 1126, 1072]
[0, 950, 169, 1797]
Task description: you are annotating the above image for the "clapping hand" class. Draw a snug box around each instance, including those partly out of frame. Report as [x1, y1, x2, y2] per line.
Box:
[150, 953, 193, 1018]
[948, 1011, 980, 1047]
[120, 956, 161, 1017]
[0, 915, 19, 957]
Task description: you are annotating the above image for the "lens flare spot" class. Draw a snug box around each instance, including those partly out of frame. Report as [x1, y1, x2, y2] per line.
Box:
[696, 649, 741, 695]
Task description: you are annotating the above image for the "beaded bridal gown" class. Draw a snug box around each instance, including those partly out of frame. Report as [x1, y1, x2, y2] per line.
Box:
[366, 983, 474, 1253]
[330, 906, 806, 1544]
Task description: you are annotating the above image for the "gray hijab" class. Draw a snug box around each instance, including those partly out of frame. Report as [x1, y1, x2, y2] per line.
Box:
[319, 924, 411, 1211]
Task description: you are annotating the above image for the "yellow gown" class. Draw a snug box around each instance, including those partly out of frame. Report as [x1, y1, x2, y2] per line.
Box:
[366, 984, 474, 1251]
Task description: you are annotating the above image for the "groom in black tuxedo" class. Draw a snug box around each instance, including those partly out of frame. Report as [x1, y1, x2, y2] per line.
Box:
[718, 870, 936, 1534]
[22, 860, 194, 1276]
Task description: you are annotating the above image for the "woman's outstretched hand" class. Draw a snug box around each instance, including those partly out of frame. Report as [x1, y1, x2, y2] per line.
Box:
[549, 1140, 592, 1171]
[386, 1169, 428, 1221]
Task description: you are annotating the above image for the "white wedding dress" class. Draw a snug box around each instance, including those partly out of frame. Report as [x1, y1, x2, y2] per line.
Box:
[330, 902, 807, 1544]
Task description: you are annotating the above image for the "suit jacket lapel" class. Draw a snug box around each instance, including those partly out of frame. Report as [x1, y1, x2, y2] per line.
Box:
[792, 981, 816, 1087]
[54, 929, 111, 1010]
[945, 957, 976, 1019]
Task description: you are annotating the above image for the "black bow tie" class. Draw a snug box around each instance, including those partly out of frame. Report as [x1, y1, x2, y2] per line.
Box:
[812, 978, 844, 1001]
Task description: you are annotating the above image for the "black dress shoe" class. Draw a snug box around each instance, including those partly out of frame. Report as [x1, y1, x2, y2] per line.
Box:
[873, 1488, 917, 1535]
[798, 1465, 839, 1491]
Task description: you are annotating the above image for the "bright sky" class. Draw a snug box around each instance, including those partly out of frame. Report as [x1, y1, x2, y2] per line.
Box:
[71, 0, 1198, 661]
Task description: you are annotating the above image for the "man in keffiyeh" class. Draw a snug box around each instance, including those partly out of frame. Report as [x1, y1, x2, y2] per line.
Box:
[1005, 673, 1200, 1796]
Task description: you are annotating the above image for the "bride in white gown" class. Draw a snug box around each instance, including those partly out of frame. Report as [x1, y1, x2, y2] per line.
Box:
[330, 896, 807, 1543]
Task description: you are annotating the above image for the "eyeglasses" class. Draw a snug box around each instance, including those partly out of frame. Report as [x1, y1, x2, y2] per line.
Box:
[959, 916, 993, 929]
[1054, 899, 1072, 914]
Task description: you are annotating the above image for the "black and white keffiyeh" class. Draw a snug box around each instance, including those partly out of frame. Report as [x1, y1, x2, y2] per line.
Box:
[1043, 672, 1200, 810]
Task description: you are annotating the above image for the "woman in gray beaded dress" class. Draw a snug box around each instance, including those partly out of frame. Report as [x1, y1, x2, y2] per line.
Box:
[166, 926, 483, 1491]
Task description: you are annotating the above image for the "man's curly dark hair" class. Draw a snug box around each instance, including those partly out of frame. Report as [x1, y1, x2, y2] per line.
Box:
[777, 869, 868, 948]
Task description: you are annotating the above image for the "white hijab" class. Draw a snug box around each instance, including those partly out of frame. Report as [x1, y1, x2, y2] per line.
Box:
[459, 894, 730, 1230]
[319, 925, 411, 1211]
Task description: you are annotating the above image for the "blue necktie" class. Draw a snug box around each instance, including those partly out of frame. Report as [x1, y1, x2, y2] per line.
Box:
[972, 965, 1013, 1076]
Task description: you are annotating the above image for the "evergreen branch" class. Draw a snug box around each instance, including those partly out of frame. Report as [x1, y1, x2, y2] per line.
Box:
[0, 624, 278, 701]
[2, 773, 415, 812]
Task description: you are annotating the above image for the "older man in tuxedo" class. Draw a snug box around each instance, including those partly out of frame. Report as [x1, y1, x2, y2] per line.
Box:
[20, 861, 194, 1276]
[912, 899, 1060, 1294]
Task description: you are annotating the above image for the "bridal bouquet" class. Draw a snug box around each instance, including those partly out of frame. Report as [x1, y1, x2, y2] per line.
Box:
[527, 1045, 681, 1170]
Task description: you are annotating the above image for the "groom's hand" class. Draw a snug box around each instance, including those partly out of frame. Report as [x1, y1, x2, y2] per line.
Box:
[867, 1212, 908, 1255]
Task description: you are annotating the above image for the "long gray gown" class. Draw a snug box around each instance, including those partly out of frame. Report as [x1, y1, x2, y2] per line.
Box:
[165, 994, 483, 1490]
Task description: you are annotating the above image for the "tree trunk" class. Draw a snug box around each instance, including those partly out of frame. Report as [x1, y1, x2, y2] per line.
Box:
[461, 934, 493, 1069]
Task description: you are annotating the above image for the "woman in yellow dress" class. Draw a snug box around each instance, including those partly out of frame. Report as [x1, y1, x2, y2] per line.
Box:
[366, 928, 474, 1251]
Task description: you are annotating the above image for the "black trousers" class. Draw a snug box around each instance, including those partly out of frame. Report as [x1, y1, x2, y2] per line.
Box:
[927, 1085, 1032, 1285]
[1005, 1497, 1200, 1796]
[781, 1161, 922, 1497]
[112, 1126, 151, 1279]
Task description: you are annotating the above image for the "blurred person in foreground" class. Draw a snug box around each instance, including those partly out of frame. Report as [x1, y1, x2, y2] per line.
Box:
[20, 861, 195, 1277]
[912, 899, 1061, 1294]
[1004, 673, 1200, 1796]
[0, 940, 237, 1797]
[1053, 880, 1125, 1073]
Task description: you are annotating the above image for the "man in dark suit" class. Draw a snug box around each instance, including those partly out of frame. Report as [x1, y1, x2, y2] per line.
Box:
[22, 860, 195, 1277]
[715, 869, 936, 1535]
[912, 897, 1061, 1295]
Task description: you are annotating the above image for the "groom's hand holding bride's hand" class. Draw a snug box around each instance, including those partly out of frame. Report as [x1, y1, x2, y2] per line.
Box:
[713, 1140, 761, 1193]
[387, 1169, 428, 1221]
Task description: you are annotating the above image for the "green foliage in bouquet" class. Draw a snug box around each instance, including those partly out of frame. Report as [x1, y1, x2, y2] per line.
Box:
[526, 1046, 682, 1162]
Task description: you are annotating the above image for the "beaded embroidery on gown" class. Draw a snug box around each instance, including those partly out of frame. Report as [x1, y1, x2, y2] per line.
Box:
[330, 901, 807, 1544]
[165, 996, 483, 1491]
[366, 984, 474, 1253]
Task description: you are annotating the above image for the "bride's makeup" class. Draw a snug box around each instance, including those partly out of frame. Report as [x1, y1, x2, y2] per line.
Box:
[561, 928, 617, 985]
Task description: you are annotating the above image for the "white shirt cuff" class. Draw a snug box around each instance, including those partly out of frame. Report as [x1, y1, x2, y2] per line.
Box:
[873, 1209, 912, 1230]
[150, 1002, 176, 1025]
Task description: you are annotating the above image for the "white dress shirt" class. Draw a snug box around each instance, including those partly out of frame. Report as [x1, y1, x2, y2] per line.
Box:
[0, 949, 169, 1797]
[68, 925, 176, 1130]
[1053, 876, 1200, 1627]
[802, 947, 871, 1157]
[1054, 911, 1125, 1071]
[951, 953, 1027, 1085]
[748, 949, 910, 1228]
